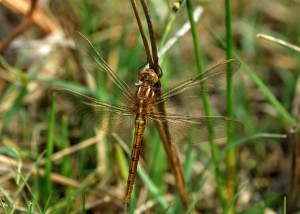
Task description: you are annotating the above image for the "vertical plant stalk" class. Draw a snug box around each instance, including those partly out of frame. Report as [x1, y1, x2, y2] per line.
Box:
[206, 16, 299, 211]
[155, 98, 189, 208]
[130, 0, 154, 68]
[186, 0, 226, 210]
[224, 0, 236, 213]
[45, 95, 56, 199]
[130, 0, 189, 208]
[288, 128, 300, 213]
[141, 1, 189, 208]
[140, 0, 159, 72]
[288, 67, 300, 213]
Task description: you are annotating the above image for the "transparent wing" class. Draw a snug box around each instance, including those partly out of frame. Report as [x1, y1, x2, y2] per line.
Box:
[73, 32, 135, 105]
[153, 59, 241, 106]
[51, 88, 135, 133]
[148, 111, 243, 144]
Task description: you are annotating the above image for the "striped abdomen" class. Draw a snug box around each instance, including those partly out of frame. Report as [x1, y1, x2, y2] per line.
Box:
[124, 115, 146, 203]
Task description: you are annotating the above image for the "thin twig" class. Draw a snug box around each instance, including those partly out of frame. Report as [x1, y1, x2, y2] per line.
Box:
[288, 127, 300, 213]
[140, 0, 189, 208]
[257, 34, 300, 53]
[130, 0, 154, 68]
[140, 0, 159, 72]
[130, 0, 189, 208]
[0, 0, 39, 53]
[288, 67, 300, 213]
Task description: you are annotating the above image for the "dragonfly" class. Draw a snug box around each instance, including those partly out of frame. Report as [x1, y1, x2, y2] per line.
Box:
[51, 32, 243, 203]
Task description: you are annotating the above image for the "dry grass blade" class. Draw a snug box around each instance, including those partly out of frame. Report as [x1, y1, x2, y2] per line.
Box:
[39, 136, 99, 164]
[158, 6, 203, 58]
[0, 0, 59, 53]
[257, 34, 300, 52]
[0, 154, 123, 207]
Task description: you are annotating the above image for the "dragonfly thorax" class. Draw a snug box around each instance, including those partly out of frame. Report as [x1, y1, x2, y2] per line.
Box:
[138, 68, 158, 85]
[136, 83, 155, 102]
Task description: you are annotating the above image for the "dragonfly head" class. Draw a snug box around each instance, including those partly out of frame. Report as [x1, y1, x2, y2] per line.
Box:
[138, 68, 158, 84]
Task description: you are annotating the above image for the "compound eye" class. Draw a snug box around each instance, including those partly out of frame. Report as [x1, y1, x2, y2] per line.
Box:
[148, 70, 158, 84]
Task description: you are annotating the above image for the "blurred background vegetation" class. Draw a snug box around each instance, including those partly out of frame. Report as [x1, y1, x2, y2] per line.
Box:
[0, 0, 299, 213]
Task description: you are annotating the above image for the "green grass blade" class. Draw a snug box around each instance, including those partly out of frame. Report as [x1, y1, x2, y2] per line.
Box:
[237, 58, 296, 126]
[81, 193, 86, 214]
[42, 192, 53, 213]
[184, 177, 208, 214]
[1, 83, 27, 132]
[0, 198, 7, 214]
[283, 196, 286, 214]
[14, 160, 44, 214]
[224, 183, 247, 214]
[186, 0, 226, 209]
[43, 95, 56, 205]
[0, 147, 20, 159]
[224, 0, 237, 212]
[0, 185, 13, 206]
[137, 167, 169, 209]
[221, 133, 287, 154]
[115, 144, 129, 182]
[59, 116, 73, 196]
[205, 24, 296, 126]
[27, 202, 33, 214]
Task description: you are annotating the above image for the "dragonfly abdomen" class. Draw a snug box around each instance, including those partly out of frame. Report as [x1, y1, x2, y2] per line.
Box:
[124, 114, 146, 203]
